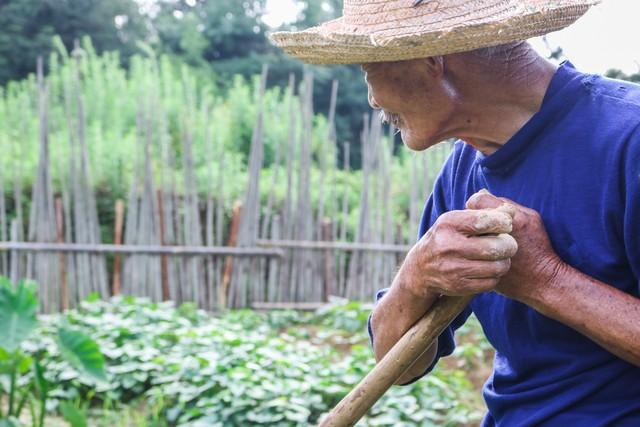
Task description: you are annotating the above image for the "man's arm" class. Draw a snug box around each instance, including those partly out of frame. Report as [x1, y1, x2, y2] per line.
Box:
[523, 263, 640, 365]
[467, 190, 640, 366]
[370, 270, 439, 385]
[370, 207, 519, 384]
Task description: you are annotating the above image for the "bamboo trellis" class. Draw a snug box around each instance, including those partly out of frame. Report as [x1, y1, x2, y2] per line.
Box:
[0, 48, 454, 312]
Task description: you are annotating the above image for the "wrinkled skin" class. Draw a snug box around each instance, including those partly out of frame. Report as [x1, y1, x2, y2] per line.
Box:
[401, 205, 518, 298]
[465, 190, 564, 301]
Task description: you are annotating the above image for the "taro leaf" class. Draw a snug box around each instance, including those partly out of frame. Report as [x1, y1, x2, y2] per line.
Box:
[57, 327, 106, 382]
[0, 278, 38, 352]
[0, 417, 21, 427]
[59, 401, 87, 427]
[0, 347, 12, 375]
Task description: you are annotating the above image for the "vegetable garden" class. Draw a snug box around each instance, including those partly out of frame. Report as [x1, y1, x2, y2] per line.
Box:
[1, 278, 490, 426]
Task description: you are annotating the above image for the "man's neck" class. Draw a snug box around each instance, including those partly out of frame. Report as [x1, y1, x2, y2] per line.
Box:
[449, 50, 558, 155]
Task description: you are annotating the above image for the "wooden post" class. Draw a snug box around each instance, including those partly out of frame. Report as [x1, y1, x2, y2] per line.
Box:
[220, 200, 242, 309]
[157, 190, 170, 301]
[112, 199, 124, 296]
[321, 218, 334, 302]
[319, 295, 472, 427]
[55, 198, 68, 311]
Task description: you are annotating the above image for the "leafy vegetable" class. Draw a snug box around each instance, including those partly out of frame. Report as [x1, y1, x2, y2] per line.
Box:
[21, 297, 487, 426]
[0, 278, 38, 352]
[57, 327, 107, 382]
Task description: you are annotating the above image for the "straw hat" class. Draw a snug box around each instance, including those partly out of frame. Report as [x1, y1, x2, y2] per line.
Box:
[269, 0, 599, 65]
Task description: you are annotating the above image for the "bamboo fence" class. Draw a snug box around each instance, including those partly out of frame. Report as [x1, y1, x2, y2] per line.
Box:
[0, 47, 453, 312]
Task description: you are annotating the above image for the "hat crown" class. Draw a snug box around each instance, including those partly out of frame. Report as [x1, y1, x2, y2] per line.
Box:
[340, 0, 525, 33]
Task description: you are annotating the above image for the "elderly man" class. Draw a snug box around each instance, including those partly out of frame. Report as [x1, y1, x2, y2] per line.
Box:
[272, 0, 640, 425]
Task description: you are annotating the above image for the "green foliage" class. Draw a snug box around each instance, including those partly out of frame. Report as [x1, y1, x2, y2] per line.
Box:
[0, 278, 38, 352]
[153, 1, 270, 63]
[57, 327, 107, 382]
[18, 296, 486, 426]
[0, 0, 147, 84]
[59, 402, 88, 427]
[0, 277, 105, 427]
[1, 38, 443, 245]
[605, 68, 640, 83]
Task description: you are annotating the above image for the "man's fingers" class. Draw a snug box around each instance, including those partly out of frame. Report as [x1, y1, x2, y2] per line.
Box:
[466, 189, 502, 210]
[446, 209, 514, 235]
[457, 233, 519, 260]
[431, 277, 500, 296]
[466, 190, 518, 219]
[452, 258, 511, 279]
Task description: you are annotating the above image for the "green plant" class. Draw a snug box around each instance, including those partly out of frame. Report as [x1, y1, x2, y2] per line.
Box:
[19, 296, 487, 426]
[0, 277, 106, 427]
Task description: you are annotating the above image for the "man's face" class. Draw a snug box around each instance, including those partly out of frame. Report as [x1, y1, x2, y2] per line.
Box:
[361, 58, 457, 151]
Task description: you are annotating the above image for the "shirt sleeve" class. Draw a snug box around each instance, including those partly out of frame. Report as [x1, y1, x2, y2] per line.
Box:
[367, 145, 472, 384]
[623, 127, 640, 292]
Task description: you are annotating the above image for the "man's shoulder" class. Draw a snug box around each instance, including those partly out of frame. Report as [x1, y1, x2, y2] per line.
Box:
[586, 73, 640, 116]
[562, 70, 640, 146]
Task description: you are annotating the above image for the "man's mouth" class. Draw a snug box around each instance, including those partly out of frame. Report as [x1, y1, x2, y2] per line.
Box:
[380, 110, 404, 128]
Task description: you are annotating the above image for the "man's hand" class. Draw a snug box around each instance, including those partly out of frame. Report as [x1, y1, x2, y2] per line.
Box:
[465, 189, 565, 303]
[398, 203, 518, 298]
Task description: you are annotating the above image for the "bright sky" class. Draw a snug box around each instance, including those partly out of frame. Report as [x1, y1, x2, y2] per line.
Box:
[264, 0, 640, 75]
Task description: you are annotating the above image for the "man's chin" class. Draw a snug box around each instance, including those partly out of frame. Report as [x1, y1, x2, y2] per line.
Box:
[400, 130, 438, 152]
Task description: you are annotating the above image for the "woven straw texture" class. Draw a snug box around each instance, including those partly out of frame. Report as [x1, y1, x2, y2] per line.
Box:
[269, 0, 599, 64]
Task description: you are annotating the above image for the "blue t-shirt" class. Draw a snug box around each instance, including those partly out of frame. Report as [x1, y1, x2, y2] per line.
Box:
[370, 61, 640, 425]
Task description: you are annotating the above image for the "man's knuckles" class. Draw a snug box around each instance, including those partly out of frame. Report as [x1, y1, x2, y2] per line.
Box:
[437, 209, 513, 235]
[454, 233, 518, 261]
[469, 211, 513, 235]
[466, 190, 503, 210]
[454, 258, 511, 279]
[491, 234, 518, 258]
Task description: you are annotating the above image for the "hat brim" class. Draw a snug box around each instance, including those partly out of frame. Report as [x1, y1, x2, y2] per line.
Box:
[269, 1, 599, 65]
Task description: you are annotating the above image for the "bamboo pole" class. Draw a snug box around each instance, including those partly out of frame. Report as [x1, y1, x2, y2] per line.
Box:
[321, 218, 333, 302]
[112, 199, 124, 296]
[55, 198, 68, 311]
[256, 239, 411, 253]
[318, 295, 472, 427]
[0, 242, 282, 257]
[220, 200, 243, 308]
[157, 190, 170, 301]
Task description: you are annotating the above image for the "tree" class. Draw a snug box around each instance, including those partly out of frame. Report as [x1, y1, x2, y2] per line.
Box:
[0, 0, 147, 84]
[605, 69, 640, 83]
[294, 0, 343, 29]
[152, 0, 271, 63]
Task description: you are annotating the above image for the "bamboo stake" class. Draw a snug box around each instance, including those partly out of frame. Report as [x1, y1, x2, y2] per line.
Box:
[157, 190, 169, 301]
[281, 73, 297, 303]
[338, 142, 350, 297]
[0, 242, 282, 257]
[267, 215, 281, 302]
[55, 198, 68, 311]
[318, 295, 472, 427]
[321, 218, 333, 302]
[9, 220, 17, 284]
[112, 199, 124, 296]
[220, 200, 243, 308]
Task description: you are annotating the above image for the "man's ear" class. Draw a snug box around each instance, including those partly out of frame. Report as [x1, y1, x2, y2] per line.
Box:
[422, 56, 444, 78]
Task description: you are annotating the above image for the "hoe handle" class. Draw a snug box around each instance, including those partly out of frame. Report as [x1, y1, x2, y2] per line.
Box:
[318, 295, 472, 427]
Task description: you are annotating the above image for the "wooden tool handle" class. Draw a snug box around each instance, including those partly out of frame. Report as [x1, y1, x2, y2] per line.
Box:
[318, 295, 472, 427]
